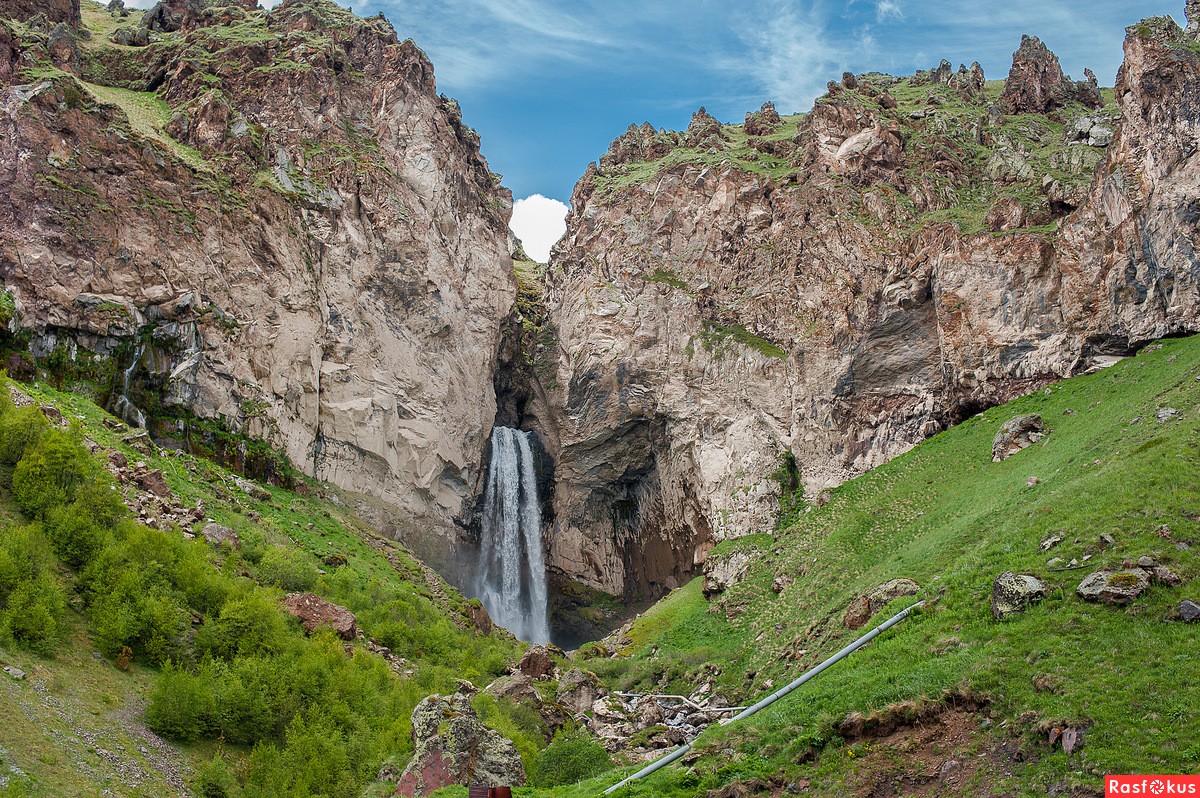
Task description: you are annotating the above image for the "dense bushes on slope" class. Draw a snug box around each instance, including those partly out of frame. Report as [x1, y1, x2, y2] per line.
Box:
[0, 380, 533, 797]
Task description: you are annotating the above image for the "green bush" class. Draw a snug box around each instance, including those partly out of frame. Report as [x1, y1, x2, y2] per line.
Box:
[145, 663, 215, 742]
[196, 592, 291, 660]
[0, 406, 49, 468]
[529, 727, 614, 787]
[11, 428, 91, 517]
[2, 572, 66, 656]
[257, 546, 318, 592]
[192, 754, 236, 798]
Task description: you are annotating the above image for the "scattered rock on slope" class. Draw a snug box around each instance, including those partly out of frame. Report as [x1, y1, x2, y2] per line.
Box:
[1076, 570, 1150, 604]
[703, 550, 753, 597]
[281, 593, 357, 640]
[557, 668, 602, 715]
[1173, 599, 1200, 622]
[992, 414, 1047, 461]
[991, 572, 1048, 619]
[843, 579, 921, 629]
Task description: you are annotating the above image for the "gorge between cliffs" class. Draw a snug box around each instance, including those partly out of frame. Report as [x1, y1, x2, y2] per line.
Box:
[2, 0, 1199, 649]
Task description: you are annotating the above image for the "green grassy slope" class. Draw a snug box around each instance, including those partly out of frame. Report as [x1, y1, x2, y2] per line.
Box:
[0, 380, 527, 798]
[525, 335, 1200, 797]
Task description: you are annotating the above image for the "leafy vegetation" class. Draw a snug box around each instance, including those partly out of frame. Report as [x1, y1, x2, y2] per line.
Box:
[0, 378, 530, 797]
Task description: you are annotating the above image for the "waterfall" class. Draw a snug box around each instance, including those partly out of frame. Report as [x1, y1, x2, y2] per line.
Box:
[474, 426, 550, 644]
[110, 343, 147, 428]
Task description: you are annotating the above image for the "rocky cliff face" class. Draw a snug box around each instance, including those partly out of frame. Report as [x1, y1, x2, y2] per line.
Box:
[543, 11, 1200, 598]
[0, 0, 516, 562]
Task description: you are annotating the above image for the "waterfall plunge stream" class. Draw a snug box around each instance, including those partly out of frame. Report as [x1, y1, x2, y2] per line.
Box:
[473, 426, 550, 644]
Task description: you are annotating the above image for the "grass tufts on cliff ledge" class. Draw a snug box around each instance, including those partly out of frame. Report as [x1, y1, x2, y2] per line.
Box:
[524, 334, 1200, 797]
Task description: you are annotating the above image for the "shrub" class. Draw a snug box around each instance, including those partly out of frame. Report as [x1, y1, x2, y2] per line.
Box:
[145, 663, 214, 742]
[2, 572, 66, 656]
[0, 406, 49, 469]
[257, 546, 319, 592]
[193, 755, 236, 798]
[529, 727, 614, 787]
[11, 429, 91, 517]
[196, 592, 290, 660]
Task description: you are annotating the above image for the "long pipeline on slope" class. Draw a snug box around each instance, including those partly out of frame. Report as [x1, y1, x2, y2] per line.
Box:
[601, 600, 926, 795]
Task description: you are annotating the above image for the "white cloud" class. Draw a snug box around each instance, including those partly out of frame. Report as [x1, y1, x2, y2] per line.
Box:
[510, 194, 568, 263]
[727, 1, 843, 115]
[876, 0, 903, 22]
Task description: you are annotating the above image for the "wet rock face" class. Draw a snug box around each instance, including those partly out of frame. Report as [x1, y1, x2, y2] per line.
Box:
[543, 16, 1200, 598]
[0, 0, 515, 563]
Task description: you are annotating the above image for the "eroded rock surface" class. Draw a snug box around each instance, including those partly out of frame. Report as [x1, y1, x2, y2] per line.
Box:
[395, 687, 525, 797]
[541, 16, 1200, 600]
[991, 572, 1048, 619]
[0, 0, 515, 569]
[992, 414, 1047, 461]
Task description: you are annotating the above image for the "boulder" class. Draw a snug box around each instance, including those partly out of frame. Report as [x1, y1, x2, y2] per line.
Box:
[1076, 570, 1149, 605]
[992, 414, 1046, 462]
[517, 645, 555, 680]
[702, 550, 753, 598]
[843, 578, 921, 629]
[281, 593, 357, 640]
[467, 600, 494, 636]
[395, 691, 525, 797]
[136, 468, 172, 497]
[1174, 599, 1200, 622]
[201, 522, 240, 548]
[556, 668, 602, 716]
[485, 673, 539, 704]
[991, 571, 1048, 619]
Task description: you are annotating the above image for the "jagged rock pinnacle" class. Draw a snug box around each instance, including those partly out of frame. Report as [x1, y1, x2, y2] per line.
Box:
[1187, 0, 1200, 38]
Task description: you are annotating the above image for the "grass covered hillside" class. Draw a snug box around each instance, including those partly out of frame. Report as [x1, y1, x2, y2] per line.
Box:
[0, 379, 532, 798]
[512, 335, 1200, 798]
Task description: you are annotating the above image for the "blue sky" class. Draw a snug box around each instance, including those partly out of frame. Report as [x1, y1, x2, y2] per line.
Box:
[130, 0, 1185, 259]
[368, 0, 1180, 259]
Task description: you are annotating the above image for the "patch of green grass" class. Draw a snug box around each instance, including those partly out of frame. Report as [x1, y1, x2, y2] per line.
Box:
[535, 334, 1200, 796]
[700, 320, 787, 360]
[643, 269, 687, 290]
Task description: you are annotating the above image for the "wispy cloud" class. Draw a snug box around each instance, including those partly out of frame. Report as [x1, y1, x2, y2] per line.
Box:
[875, 0, 903, 22]
[721, 0, 844, 115]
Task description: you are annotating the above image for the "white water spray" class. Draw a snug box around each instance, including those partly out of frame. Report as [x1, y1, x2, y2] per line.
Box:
[474, 426, 550, 644]
[111, 343, 147, 428]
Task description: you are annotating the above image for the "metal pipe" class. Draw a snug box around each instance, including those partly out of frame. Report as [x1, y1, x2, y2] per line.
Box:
[602, 742, 693, 795]
[723, 600, 924, 725]
[600, 600, 924, 795]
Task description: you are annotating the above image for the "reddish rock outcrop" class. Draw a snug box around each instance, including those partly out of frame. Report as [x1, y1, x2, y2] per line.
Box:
[999, 35, 1101, 114]
[4, 0, 81, 27]
[394, 687, 524, 797]
[282, 593, 357, 640]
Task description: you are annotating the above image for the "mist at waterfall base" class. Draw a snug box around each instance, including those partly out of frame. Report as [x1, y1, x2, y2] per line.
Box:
[471, 426, 551, 645]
